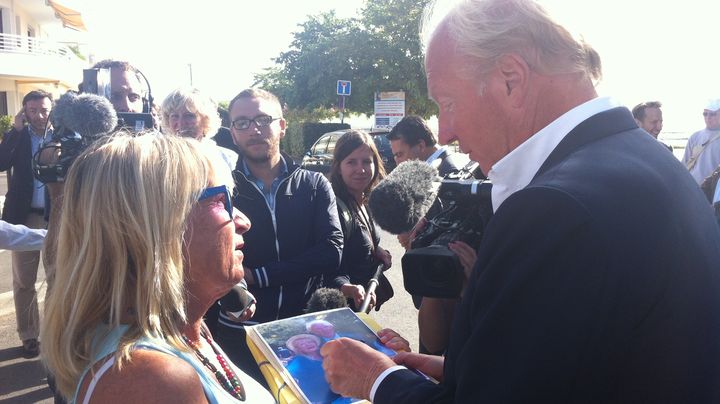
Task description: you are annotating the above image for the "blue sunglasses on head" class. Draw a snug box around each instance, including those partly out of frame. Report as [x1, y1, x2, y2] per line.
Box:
[199, 185, 233, 218]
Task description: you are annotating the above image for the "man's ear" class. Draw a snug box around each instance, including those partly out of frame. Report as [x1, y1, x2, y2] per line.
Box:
[496, 53, 529, 107]
[417, 139, 428, 153]
[279, 118, 287, 139]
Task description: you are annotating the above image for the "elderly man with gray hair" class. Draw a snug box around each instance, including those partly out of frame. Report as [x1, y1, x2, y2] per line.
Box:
[320, 0, 720, 402]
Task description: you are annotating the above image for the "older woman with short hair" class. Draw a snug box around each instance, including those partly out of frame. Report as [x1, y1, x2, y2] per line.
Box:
[41, 133, 273, 403]
[160, 87, 237, 170]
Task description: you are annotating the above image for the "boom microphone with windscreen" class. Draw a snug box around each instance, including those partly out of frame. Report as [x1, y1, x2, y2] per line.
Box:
[368, 160, 440, 235]
[33, 92, 118, 183]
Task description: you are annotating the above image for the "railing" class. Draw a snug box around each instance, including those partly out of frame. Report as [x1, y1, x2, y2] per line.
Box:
[0, 32, 73, 60]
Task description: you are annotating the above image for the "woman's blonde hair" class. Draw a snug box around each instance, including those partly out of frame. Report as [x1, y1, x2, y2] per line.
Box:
[160, 87, 221, 138]
[41, 132, 218, 398]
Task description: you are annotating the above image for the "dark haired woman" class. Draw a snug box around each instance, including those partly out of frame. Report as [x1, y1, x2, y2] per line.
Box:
[329, 130, 393, 311]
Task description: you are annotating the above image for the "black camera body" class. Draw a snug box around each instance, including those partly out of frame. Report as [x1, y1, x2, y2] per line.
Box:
[402, 165, 493, 298]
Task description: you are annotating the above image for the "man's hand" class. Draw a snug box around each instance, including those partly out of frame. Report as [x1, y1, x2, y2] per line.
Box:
[341, 283, 366, 308]
[375, 248, 392, 270]
[392, 351, 445, 382]
[13, 109, 25, 131]
[321, 338, 396, 399]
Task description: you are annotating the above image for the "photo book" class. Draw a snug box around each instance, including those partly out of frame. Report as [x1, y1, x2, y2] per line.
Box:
[245, 307, 397, 404]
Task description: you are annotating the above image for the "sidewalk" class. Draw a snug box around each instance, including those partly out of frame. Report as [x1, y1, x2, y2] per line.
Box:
[0, 170, 53, 403]
[0, 311, 54, 403]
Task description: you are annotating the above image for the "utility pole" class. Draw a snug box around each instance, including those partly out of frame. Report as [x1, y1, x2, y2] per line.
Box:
[188, 63, 193, 86]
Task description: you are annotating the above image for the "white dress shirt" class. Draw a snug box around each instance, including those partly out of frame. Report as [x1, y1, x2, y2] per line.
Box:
[488, 97, 620, 212]
[0, 220, 46, 251]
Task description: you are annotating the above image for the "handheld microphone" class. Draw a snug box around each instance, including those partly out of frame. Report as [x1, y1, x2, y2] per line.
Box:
[219, 284, 256, 314]
[368, 160, 440, 234]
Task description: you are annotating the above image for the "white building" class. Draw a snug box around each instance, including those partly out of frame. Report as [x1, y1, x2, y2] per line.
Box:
[0, 0, 87, 115]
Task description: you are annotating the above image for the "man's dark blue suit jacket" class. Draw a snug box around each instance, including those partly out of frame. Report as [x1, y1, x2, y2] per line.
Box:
[0, 126, 37, 224]
[377, 107, 720, 403]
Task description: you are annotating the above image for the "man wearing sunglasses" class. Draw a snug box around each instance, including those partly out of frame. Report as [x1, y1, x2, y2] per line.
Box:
[683, 98, 720, 183]
[211, 88, 343, 386]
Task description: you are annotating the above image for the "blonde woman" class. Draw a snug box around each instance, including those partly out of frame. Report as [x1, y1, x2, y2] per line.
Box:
[41, 133, 273, 403]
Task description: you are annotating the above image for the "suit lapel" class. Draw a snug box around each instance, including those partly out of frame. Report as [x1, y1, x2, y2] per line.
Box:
[534, 107, 638, 179]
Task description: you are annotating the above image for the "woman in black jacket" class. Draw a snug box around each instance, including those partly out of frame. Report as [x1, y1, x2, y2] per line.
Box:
[329, 130, 393, 311]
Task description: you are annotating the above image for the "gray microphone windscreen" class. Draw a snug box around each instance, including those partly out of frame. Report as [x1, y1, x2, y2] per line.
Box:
[369, 160, 439, 234]
[51, 92, 118, 139]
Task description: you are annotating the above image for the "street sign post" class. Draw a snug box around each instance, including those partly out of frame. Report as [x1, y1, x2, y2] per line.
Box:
[337, 80, 351, 124]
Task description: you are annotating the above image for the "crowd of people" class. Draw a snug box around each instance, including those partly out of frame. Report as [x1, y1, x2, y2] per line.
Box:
[1, 0, 719, 402]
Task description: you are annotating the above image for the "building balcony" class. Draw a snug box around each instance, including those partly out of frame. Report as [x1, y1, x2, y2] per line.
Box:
[0, 32, 85, 89]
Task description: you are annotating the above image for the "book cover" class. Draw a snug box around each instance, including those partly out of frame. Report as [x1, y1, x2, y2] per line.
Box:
[246, 307, 397, 404]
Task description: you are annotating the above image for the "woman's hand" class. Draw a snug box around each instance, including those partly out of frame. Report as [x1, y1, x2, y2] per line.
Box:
[377, 328, 411, 352]
[392, 351, 445, 382]
[341, 283, 366, 308]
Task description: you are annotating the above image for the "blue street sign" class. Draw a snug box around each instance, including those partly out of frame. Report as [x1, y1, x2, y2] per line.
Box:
[337, 80, 351, 95]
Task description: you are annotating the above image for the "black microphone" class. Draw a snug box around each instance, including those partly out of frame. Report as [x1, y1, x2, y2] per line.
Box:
[368, 160, 439, 234]
[305, 287, 348, 313]
[50, 92, 118, 139]
[219, 284, 255, 313]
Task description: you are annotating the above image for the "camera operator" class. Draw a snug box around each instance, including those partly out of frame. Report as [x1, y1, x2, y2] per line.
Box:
[87, 59, 147, 114]
[386, 116, 475, 355]
[322, 0, 720, 402]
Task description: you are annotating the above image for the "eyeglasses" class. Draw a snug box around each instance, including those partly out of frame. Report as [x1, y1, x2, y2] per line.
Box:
[703, 111, 719, 118]
[199, 185, 233, 218]
[231, 115, 279, 130]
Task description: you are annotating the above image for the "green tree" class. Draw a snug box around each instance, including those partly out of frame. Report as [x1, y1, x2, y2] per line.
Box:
[253, 0, 436, 120]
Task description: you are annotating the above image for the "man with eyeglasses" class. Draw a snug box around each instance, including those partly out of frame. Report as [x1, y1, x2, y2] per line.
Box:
[211, 88, 343, 386]
[683, 99, 720, 184]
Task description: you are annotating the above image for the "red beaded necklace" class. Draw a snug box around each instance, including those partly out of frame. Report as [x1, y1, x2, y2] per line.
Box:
[184, 330, 246, 401]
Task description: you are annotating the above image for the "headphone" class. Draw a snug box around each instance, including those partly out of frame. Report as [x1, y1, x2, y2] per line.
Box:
[134, 67, 154, 114]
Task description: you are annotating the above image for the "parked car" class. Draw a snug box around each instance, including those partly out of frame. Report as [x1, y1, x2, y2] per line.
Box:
[301, 130, 397, 176]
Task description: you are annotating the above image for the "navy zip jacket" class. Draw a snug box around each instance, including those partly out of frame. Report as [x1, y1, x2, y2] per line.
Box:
[231, 153, 343, 323]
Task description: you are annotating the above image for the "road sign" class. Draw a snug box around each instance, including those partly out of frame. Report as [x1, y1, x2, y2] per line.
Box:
[337, 80, 351, 96]
[373, 91, 405, 131]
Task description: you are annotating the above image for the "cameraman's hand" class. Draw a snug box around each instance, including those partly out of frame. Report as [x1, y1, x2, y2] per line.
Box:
[397, 232, 411, 250]
[448, 241, 477, 280]
[408, 217, 429, 246]
[341, 283, 366, 308]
